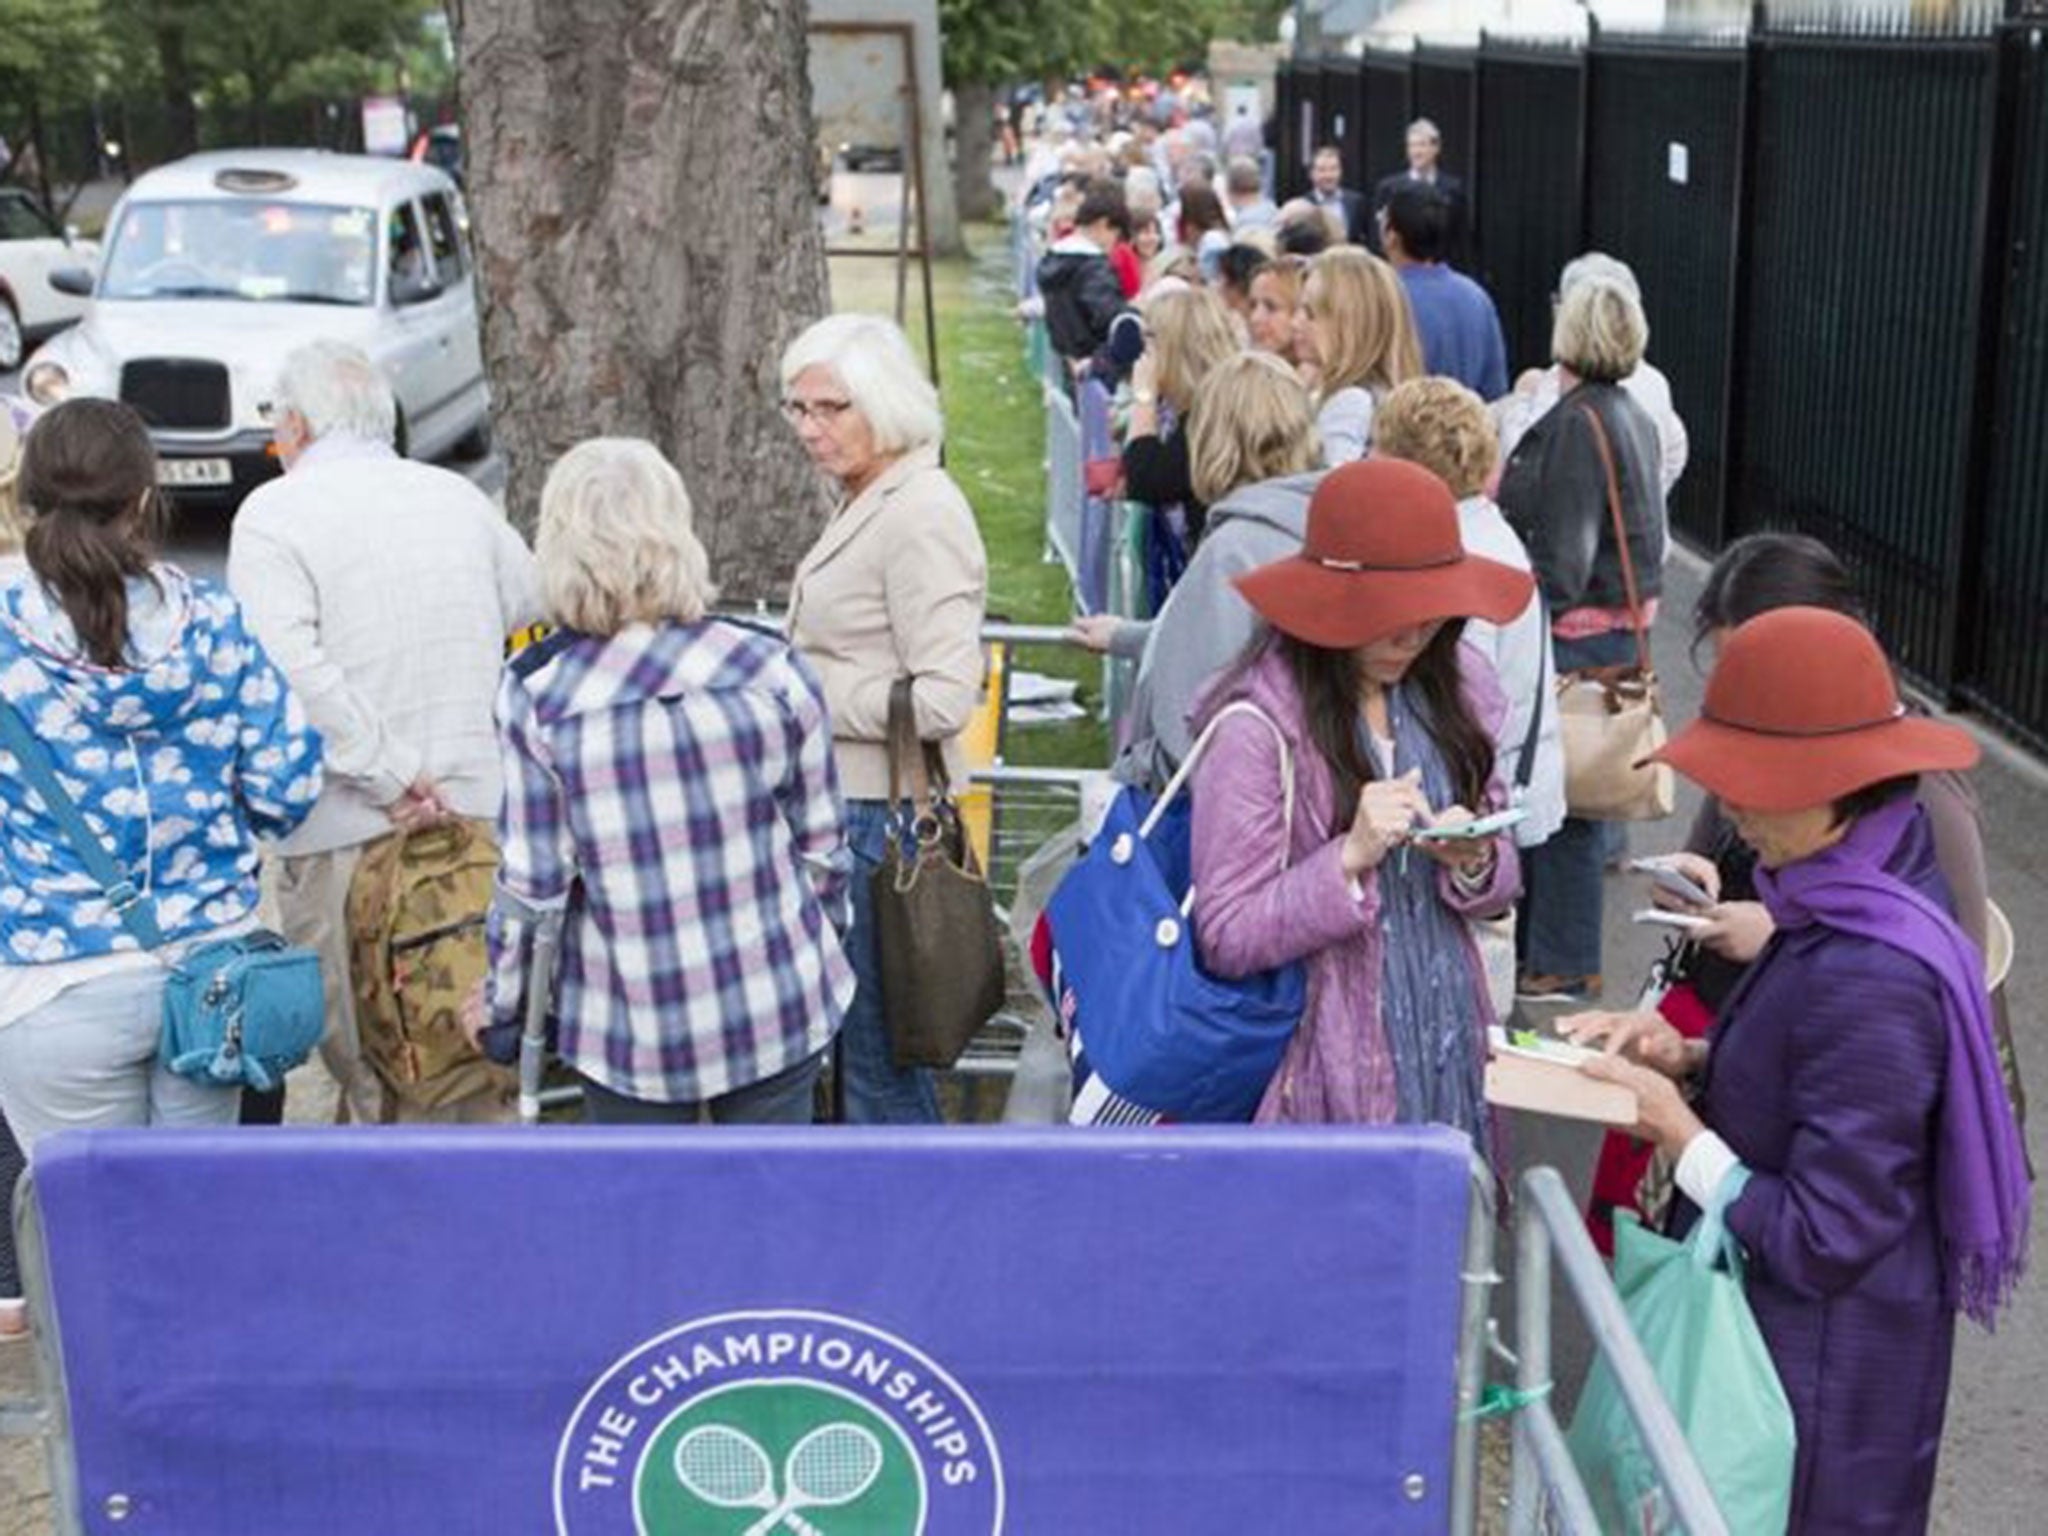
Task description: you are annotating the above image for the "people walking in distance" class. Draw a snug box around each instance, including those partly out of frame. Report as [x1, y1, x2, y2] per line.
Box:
[784, 314, 989, 1124]
[228, 341, 542, 1125]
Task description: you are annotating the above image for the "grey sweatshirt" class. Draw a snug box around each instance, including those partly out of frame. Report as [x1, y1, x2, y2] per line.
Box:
[1110, 472, 1323, 790]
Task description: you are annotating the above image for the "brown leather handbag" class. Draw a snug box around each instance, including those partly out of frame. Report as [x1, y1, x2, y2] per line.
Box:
[870, 680, 1007, 1069]
[1557, 404, 1676, 822]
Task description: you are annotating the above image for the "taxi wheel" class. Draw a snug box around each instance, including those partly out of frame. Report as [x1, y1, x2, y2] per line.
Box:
[0, 298, 22, 373]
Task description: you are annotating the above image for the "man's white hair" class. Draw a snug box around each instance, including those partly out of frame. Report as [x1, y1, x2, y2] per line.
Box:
[273, 340, 399, 446]
[778, 313, 942, 457]
[1558, 251, 1643, 305]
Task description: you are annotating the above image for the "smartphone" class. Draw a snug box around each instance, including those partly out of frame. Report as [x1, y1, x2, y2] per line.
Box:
[1632, 908, 1713, 933]
[1410, 806, 1529, 842]
[1626, 857, 1714, 909]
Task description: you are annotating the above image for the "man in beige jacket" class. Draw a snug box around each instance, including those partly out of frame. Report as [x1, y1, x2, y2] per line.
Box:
[228, 342, 541, 1123]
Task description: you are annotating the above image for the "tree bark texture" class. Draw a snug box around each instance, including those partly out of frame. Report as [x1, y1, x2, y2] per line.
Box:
[950, 79, 998, 225]
[449, 0, 832, 603]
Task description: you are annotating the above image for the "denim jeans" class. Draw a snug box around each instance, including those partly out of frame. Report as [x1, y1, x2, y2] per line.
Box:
[578, 1050, 825, 1126]
[1518, 628, 1646, 982]
[837, 798, 943, 1124]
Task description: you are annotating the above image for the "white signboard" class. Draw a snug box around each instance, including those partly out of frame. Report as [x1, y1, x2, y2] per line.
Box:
[362, 96, 409, 157]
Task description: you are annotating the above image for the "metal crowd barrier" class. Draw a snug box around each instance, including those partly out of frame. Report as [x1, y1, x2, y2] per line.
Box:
[5, 1125, 1504, 1534]
[1504, 1167, 1730, 1535]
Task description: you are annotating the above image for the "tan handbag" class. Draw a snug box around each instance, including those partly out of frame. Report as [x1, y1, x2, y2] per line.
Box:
[1557, 404, 1675, 822]
[870, 680, 1007, 1070]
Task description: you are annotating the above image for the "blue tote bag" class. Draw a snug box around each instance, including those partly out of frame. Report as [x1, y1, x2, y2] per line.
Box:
[1047, 702, 1306, 1122]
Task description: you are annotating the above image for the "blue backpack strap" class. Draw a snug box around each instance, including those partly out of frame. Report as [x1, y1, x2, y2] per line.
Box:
[0, 691, 165, 951]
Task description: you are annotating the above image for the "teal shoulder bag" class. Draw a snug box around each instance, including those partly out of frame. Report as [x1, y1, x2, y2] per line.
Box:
[0, 694, 323, 1092]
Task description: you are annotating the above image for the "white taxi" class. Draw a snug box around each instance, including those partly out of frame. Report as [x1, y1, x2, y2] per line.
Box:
[0, 186, 97, 371]
[24, 150, 490, 503]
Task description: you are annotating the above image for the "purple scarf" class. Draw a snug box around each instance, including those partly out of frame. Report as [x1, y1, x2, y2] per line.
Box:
[1756, 797, 2031, 1327]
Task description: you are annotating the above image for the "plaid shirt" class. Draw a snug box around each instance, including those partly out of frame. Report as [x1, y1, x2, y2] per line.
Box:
[486, 618, 854, 1103]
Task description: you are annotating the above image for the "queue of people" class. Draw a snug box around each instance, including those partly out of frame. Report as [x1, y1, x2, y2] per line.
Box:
[0, 103, 2031, 1533]
[1018, 108, 2028, 1532]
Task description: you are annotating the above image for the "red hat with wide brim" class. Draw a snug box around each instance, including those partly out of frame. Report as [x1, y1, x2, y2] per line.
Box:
[1649, 606, 1979, 812]
[1232, 458, 1533, 649]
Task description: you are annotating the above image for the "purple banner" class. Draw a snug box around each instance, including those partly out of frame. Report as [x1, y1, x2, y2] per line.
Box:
[30, 1125, 1474, 1533]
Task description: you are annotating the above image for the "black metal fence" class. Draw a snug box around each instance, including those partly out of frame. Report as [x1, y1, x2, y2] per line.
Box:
[1277, 7, 2048, 750]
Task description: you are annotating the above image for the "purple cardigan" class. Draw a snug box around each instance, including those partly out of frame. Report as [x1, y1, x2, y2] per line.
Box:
[1190, 643, 1519, 1124]
[1693, 812, 1956, 1532]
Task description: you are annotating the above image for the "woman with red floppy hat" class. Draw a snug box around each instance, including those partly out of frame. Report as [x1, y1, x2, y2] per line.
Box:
[1189, 458, 1534, 1130]
[1566, 607, 2031, 1533]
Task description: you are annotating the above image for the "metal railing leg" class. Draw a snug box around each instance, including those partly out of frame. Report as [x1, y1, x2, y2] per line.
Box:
[1508, 1181, 1551, 1533]
[1451, 1155, 1499, 1536]
[11, 1176, 82, 1535]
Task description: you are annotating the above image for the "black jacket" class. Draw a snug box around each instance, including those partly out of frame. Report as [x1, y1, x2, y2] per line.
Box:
[1038, 243, 1128, 363]
[1497, 381, 1665, 614]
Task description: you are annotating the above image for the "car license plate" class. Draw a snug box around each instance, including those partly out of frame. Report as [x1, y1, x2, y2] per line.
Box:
[157, 458, 231, 488]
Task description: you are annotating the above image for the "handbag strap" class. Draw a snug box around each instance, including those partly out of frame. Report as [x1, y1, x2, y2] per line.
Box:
[1144, 699, 1296, 877]
[883, 677, 951, 814]
[1577, 401, 1653, 678]
[0, 690, 165, 949]
[1513, 605, 1549, 793]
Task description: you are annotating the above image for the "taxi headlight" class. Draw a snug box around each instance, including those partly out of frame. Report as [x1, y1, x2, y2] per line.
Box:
[23, 361, 71, 407]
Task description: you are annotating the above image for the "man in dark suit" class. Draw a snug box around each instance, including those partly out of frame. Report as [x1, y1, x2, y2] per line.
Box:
[1373, 118, 1469, 262]
[1306, 144, 1369, 244]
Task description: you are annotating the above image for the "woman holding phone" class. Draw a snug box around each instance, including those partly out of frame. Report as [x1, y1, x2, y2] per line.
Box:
[1583, 533, 2028, 1252]
[1189, 458, 1532, 1130]
[1566, 606, 2029, 1533]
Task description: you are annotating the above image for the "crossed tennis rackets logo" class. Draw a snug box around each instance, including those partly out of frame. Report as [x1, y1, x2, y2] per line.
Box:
[675, 1421, 887, 1534]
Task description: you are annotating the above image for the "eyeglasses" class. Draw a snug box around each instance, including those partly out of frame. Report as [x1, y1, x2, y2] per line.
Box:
[780, 397, 855, 427]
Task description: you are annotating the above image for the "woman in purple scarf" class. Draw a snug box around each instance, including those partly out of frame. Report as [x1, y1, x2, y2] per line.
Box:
[1568, 606, 2031, 1533]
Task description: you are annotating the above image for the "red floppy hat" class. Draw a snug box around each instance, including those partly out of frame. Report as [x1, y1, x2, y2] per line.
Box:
[1232, 458, 1533, 649]
[1650, 606, 1979, 812]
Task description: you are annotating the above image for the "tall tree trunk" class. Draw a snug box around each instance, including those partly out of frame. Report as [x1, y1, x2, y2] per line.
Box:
[449, 0, 832, 602]
[155, 24, 200, 158]
[950, 79, 998, 224]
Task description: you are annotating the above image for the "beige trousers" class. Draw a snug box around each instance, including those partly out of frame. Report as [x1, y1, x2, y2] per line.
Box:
[274, 843, 513, 1126]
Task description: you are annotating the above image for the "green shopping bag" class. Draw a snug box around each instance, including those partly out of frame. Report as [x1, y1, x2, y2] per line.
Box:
[1566, 1172, 1796, 1534]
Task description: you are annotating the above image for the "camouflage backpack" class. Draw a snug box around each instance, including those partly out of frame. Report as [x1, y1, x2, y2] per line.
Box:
[346, 819, 512, 1113]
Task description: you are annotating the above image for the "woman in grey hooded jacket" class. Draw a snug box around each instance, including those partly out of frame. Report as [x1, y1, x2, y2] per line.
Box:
[1072, 352, 1323, 790]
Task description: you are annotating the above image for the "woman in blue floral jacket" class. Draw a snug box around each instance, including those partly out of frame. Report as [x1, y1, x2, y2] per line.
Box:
[0, 400, 323, 1150]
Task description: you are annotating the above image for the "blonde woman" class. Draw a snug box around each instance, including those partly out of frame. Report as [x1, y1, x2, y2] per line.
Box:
[1247, 255, 1306, 363]
[1373, 378, 1565, 855]
[476, 439, 854, 1126]
[1496, 273, 1667, 1002]
[1123, 284, 1241, 544]
[1291, 247, 1424, 466]
[1073, 352, 1324, 787]
[783, 313, 988, 1124]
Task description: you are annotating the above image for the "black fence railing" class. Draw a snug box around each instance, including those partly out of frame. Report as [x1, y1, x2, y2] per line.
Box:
[1279, 6, 2048, 750]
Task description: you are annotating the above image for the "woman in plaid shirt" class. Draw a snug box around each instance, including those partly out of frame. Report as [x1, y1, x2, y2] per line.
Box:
[479, 440, 854, 1123]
